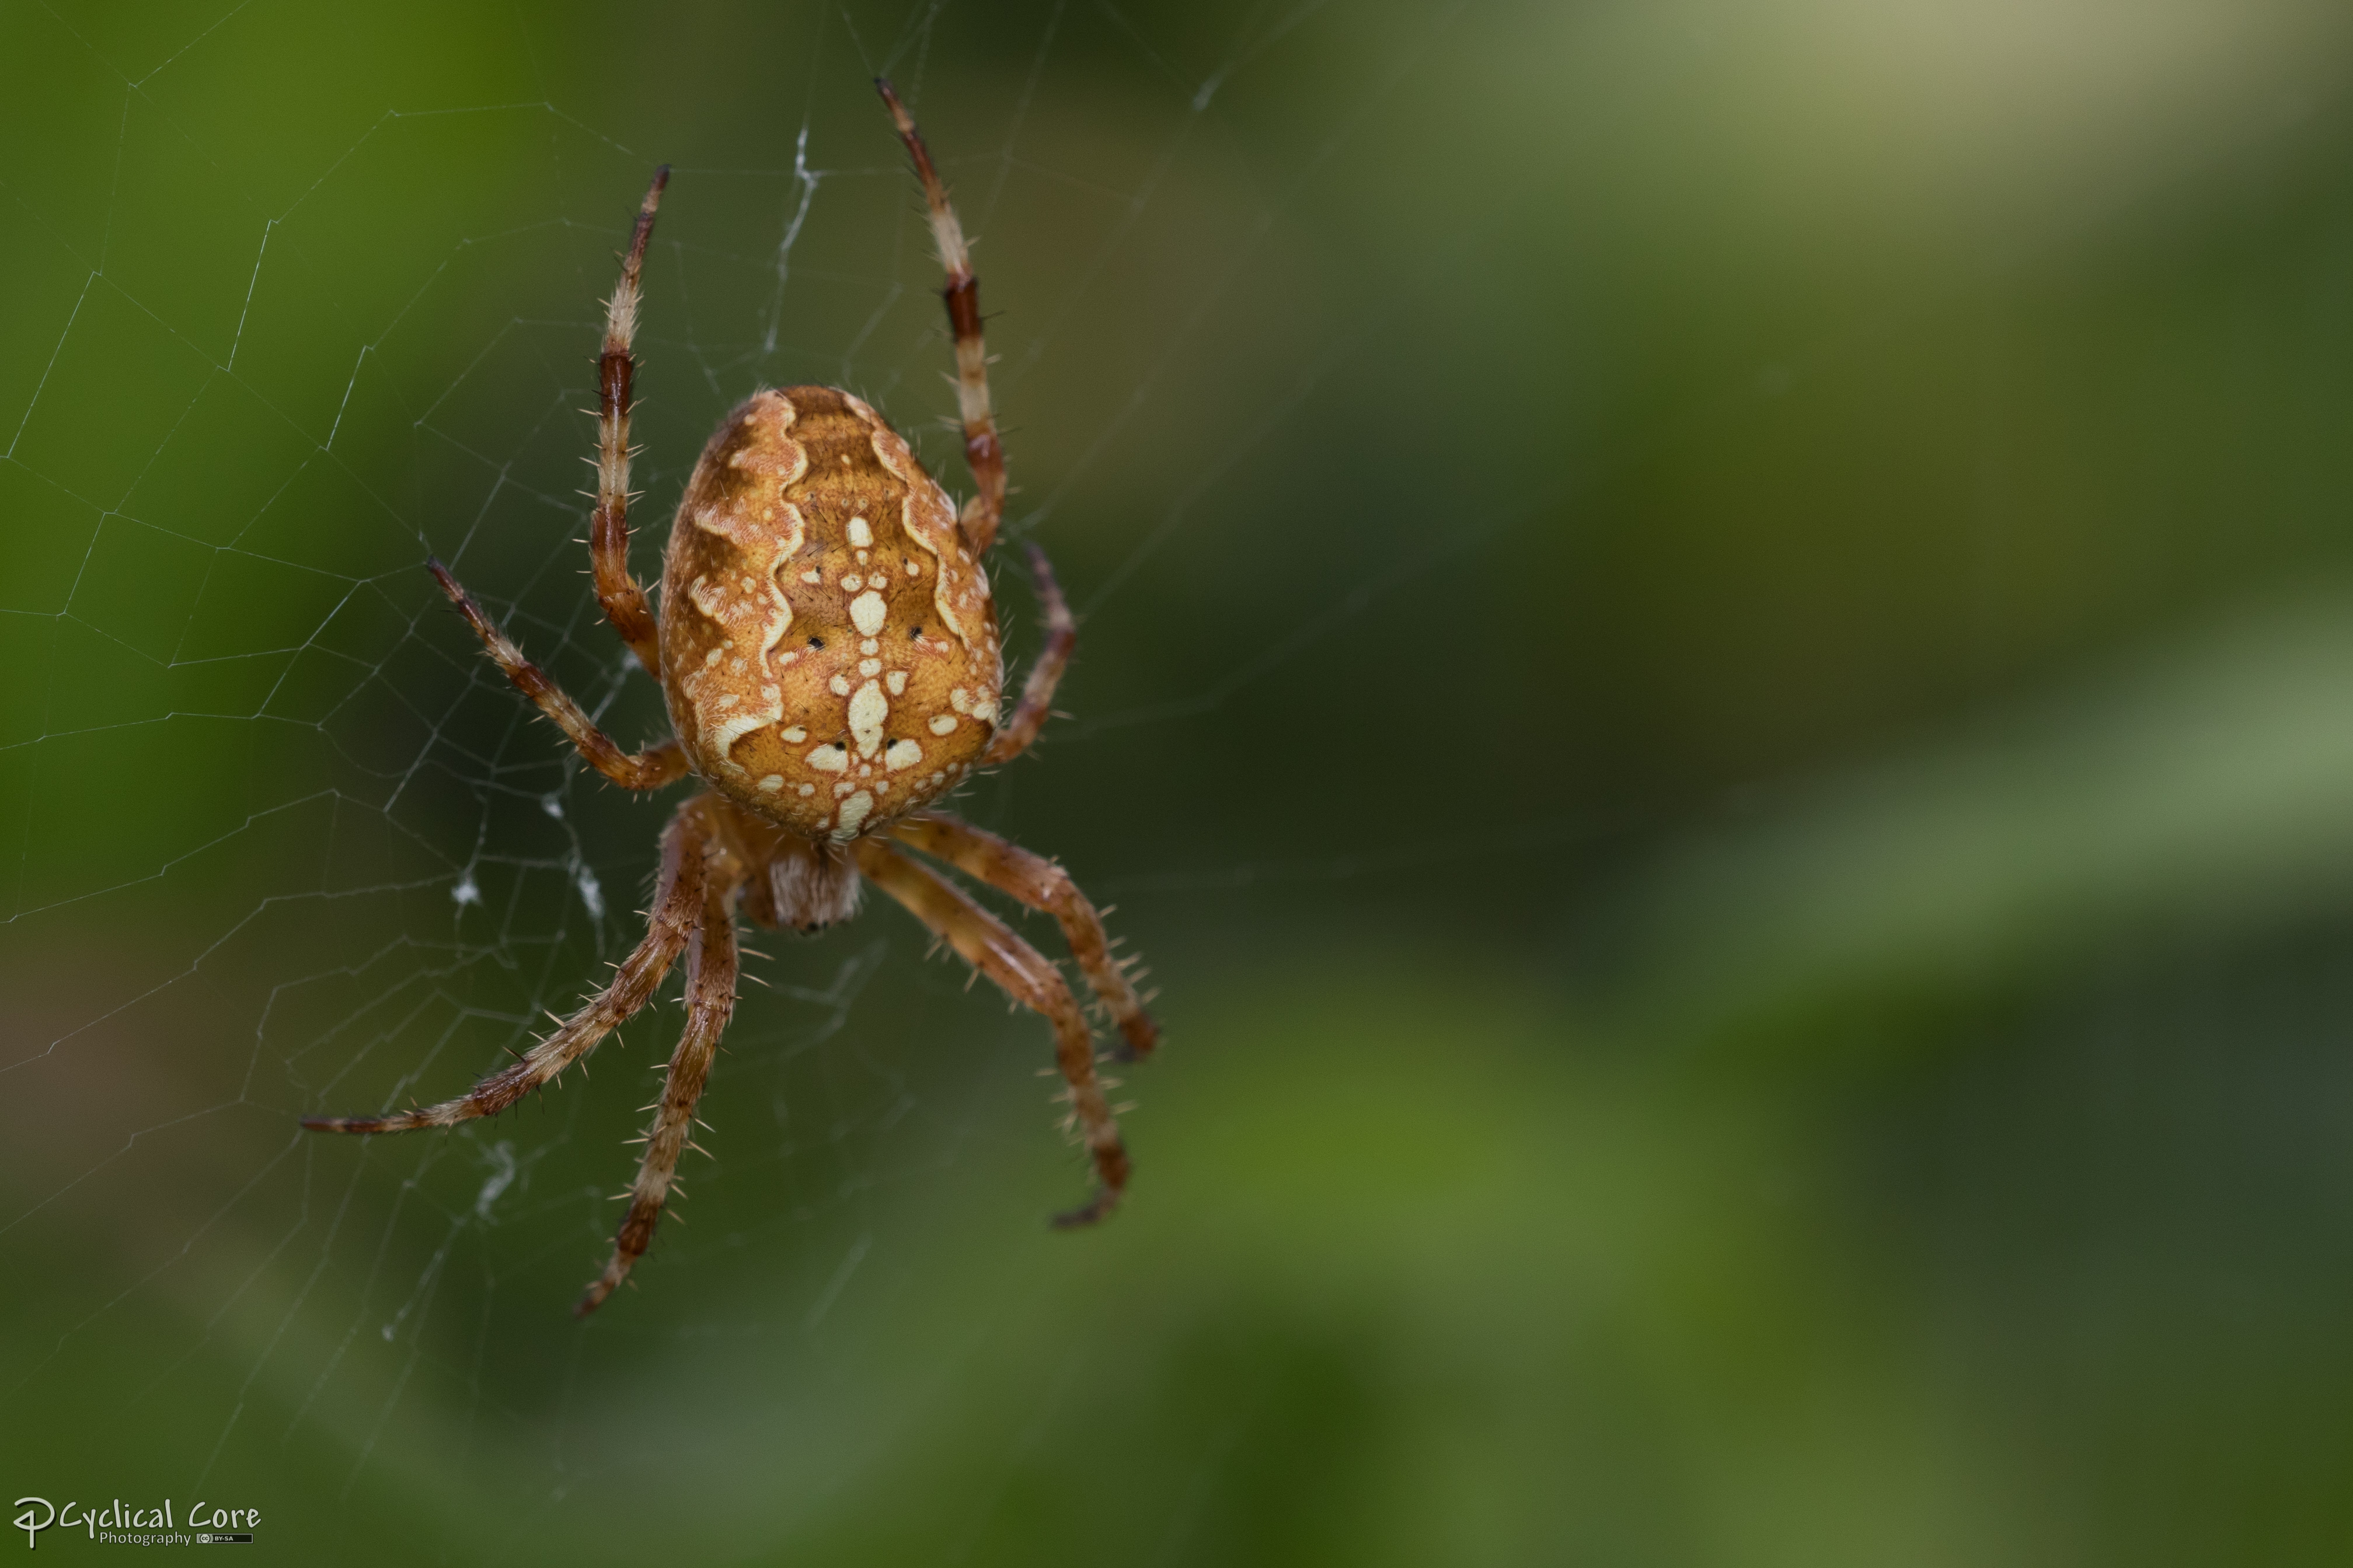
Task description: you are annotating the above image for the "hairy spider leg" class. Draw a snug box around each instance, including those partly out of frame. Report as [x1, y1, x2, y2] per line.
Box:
[874, 86, 1080, 761]
[591, 165, 671, 679]
[304, 805, 709, 1134]
[984, 542, 1077, 766]
[891, 812, 1157, 1062]
[578, 854, 742, 1316]
[427, 560, 689, 790]
[853, 839, 1130, 1226]
[877, 78, 1006, 555]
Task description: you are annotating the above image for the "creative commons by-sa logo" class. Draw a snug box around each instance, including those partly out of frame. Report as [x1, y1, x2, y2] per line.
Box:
[13, 1496, 259, 1548]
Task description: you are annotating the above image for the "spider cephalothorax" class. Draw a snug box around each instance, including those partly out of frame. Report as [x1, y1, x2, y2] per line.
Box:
[305, 82, 1158, 1316]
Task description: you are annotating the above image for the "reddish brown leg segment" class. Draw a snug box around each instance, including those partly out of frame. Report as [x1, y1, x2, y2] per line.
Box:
[430, 560, 689, 790]
[591, 166, 670, 679]
[876, 79, 1006, 555]
[577, 863, 741, 1316]
[892, 812, 1156, 1062]
[305, 804, 709, 1134]
[853, 839, 1130, 1225]
[984, 542, 1076, 766]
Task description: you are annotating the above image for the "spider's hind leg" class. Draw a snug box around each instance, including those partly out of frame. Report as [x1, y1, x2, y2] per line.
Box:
[588, 165, 670, 680]
[430, 560, 688, 790]
[982, 542, 1078, 768]
[877, 78, 1006, 555]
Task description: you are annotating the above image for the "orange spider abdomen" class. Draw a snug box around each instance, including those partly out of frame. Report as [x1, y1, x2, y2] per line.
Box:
[658, 387, 1004, 839]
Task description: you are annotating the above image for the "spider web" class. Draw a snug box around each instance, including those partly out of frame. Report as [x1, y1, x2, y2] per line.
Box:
[8, 0, 2353, 1562]
[0, 1, 1528, 1553]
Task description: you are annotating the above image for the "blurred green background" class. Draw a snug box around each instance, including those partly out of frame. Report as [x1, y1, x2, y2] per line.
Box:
[8, 0, 2353, 1560]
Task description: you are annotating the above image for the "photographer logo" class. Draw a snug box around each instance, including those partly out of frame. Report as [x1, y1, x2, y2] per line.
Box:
[13, 1497, 257, 1549]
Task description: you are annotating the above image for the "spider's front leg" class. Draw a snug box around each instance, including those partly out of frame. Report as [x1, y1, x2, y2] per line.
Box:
[577, 858, 741, 1316]
[853, 839, 1130, 1226]
[304, 802, 710, 1135]
[891, 812, 1156, 1061]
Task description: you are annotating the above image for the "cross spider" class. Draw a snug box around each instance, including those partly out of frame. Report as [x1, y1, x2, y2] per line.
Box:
[305, 82, 1159, 1316]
